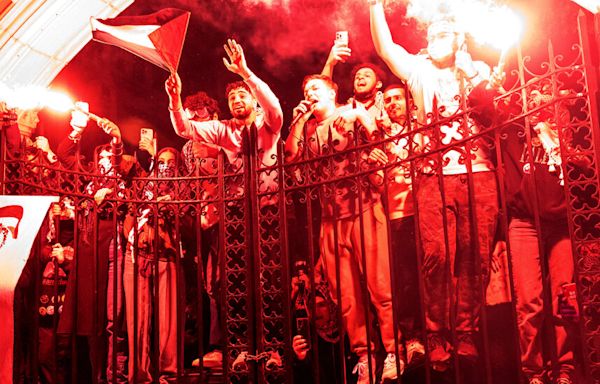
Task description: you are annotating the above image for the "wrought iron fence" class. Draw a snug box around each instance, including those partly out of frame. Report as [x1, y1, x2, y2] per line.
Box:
[2, 11, 600, 384]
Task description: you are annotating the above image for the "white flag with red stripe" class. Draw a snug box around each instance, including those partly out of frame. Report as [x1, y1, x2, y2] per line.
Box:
[0, 195, 58, 383]
[91, 8, 191, 73]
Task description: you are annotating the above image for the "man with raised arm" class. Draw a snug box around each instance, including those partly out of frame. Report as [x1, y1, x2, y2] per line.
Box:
[321, 41, 387, 121]
[165, 38, 283, 369]
[165, 39, 283, 178]
[370, 1, 500, 369]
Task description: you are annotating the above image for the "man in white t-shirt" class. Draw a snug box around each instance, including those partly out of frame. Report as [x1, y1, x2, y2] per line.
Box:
[370, 1, 499, 368]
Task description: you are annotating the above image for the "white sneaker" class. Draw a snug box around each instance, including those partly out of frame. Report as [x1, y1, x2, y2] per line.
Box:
[382, 353, 404, 382]
[352, 355, 376, 384]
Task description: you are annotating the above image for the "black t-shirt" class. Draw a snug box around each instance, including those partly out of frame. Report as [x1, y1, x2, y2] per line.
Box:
[499, 123, 567, 223]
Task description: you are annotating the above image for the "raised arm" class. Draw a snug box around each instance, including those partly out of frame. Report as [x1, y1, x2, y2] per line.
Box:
[223, 39, 283, 134]
[321, 43, 352, 79]
[245, 74, 283, 134]
[165, 72, 197, 139]
[369, 0, 417, 81]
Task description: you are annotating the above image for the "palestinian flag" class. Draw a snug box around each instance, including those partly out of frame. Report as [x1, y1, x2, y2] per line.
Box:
[91, 8, 191, 73]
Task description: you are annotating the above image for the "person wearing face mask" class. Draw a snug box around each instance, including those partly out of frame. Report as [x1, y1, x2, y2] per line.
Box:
[370, 2, 503, 370]
[123, 147, 181, 384]
[176, 91, 227, 369]
[56, 107, 131, 383]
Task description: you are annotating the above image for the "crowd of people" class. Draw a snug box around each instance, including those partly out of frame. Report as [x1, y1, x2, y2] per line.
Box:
[1, 2, 584, 384]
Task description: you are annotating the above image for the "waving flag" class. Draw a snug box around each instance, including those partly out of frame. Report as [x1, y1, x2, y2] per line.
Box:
[91, 8, 191, 73]
[0, 195, 58, 383]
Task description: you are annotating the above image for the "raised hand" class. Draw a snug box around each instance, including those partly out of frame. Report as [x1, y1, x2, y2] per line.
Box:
[70, 101, 89, 132]
[292, 335, 310, 361]
[454, 50, 478, 79]
[488, 66, 506, 92]
[327, 42, 352, 65]
[223, 39, 251, 79]
[139, 136, 156, 157]
[99, 118, 121, 141]
[165, 72, 183, 110]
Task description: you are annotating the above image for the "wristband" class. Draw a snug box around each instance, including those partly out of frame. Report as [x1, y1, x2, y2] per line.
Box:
[68, 131, 81, 143]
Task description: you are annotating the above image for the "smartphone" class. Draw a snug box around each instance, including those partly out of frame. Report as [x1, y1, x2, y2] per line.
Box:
[140, 128, 154, 141]
[335, 31, 348, 48]
[296, 317, 311, 349]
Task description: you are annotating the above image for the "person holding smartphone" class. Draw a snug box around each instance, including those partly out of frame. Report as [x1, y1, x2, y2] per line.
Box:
[370, 1, 502, 370]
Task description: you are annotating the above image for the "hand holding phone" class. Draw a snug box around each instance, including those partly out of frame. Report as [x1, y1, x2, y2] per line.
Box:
[139, 128, 156, 156]
[335, 31, 349, 48]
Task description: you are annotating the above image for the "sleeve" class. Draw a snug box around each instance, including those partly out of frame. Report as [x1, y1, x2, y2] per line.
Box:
[468, 80, 498, 128]
[245, 74, 283, 134]
[169, 108, 222, 144]
[111, 140, 124, 173]
[5, 122, 21, 153]
[136, 149, 154, 173]
[56, 136, 80, 169]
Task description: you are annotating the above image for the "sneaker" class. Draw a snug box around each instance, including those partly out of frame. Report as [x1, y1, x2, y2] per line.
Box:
[406, 338, 426, 366]
[528, 378, 544, 384]
[456, 332, 478, 361]
[352, 355, 376, 384]
[192, 350, 223, 369]
[381, 353, 404, 382]
[427, 333, 451, 364]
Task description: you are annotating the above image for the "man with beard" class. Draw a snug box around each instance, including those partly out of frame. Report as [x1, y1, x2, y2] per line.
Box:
[165, 39, 282, 178]
[165, 39, 283, 370]
[370, 2, 500, 370]
[123, 147, 181, 384]
[321, 42, 387, 120]
[368, 84, 425, 369]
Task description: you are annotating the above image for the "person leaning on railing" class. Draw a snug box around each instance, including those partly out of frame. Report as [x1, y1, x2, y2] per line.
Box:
[55, 106, 131, 383]
[370, 0, 503, 369]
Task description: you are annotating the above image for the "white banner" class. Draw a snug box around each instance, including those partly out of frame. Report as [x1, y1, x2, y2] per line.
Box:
[0, 195, 58, 383]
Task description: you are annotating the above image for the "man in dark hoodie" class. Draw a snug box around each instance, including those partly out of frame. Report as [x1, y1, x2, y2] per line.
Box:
[497, 81, 579, 384]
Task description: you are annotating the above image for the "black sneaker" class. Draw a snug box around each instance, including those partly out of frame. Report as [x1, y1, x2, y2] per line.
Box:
[427, 333, 451, 365]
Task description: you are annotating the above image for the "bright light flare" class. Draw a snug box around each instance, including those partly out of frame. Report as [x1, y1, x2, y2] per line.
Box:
[456, 5, 523, 51]
[45, 91, 75, 112]
[406, 0, 524, 55]
[0, 84, 75, 112]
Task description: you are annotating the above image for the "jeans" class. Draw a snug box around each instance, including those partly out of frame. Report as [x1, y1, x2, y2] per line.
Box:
[416, 172, 498, 334]
[509, 218, 575, 378]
